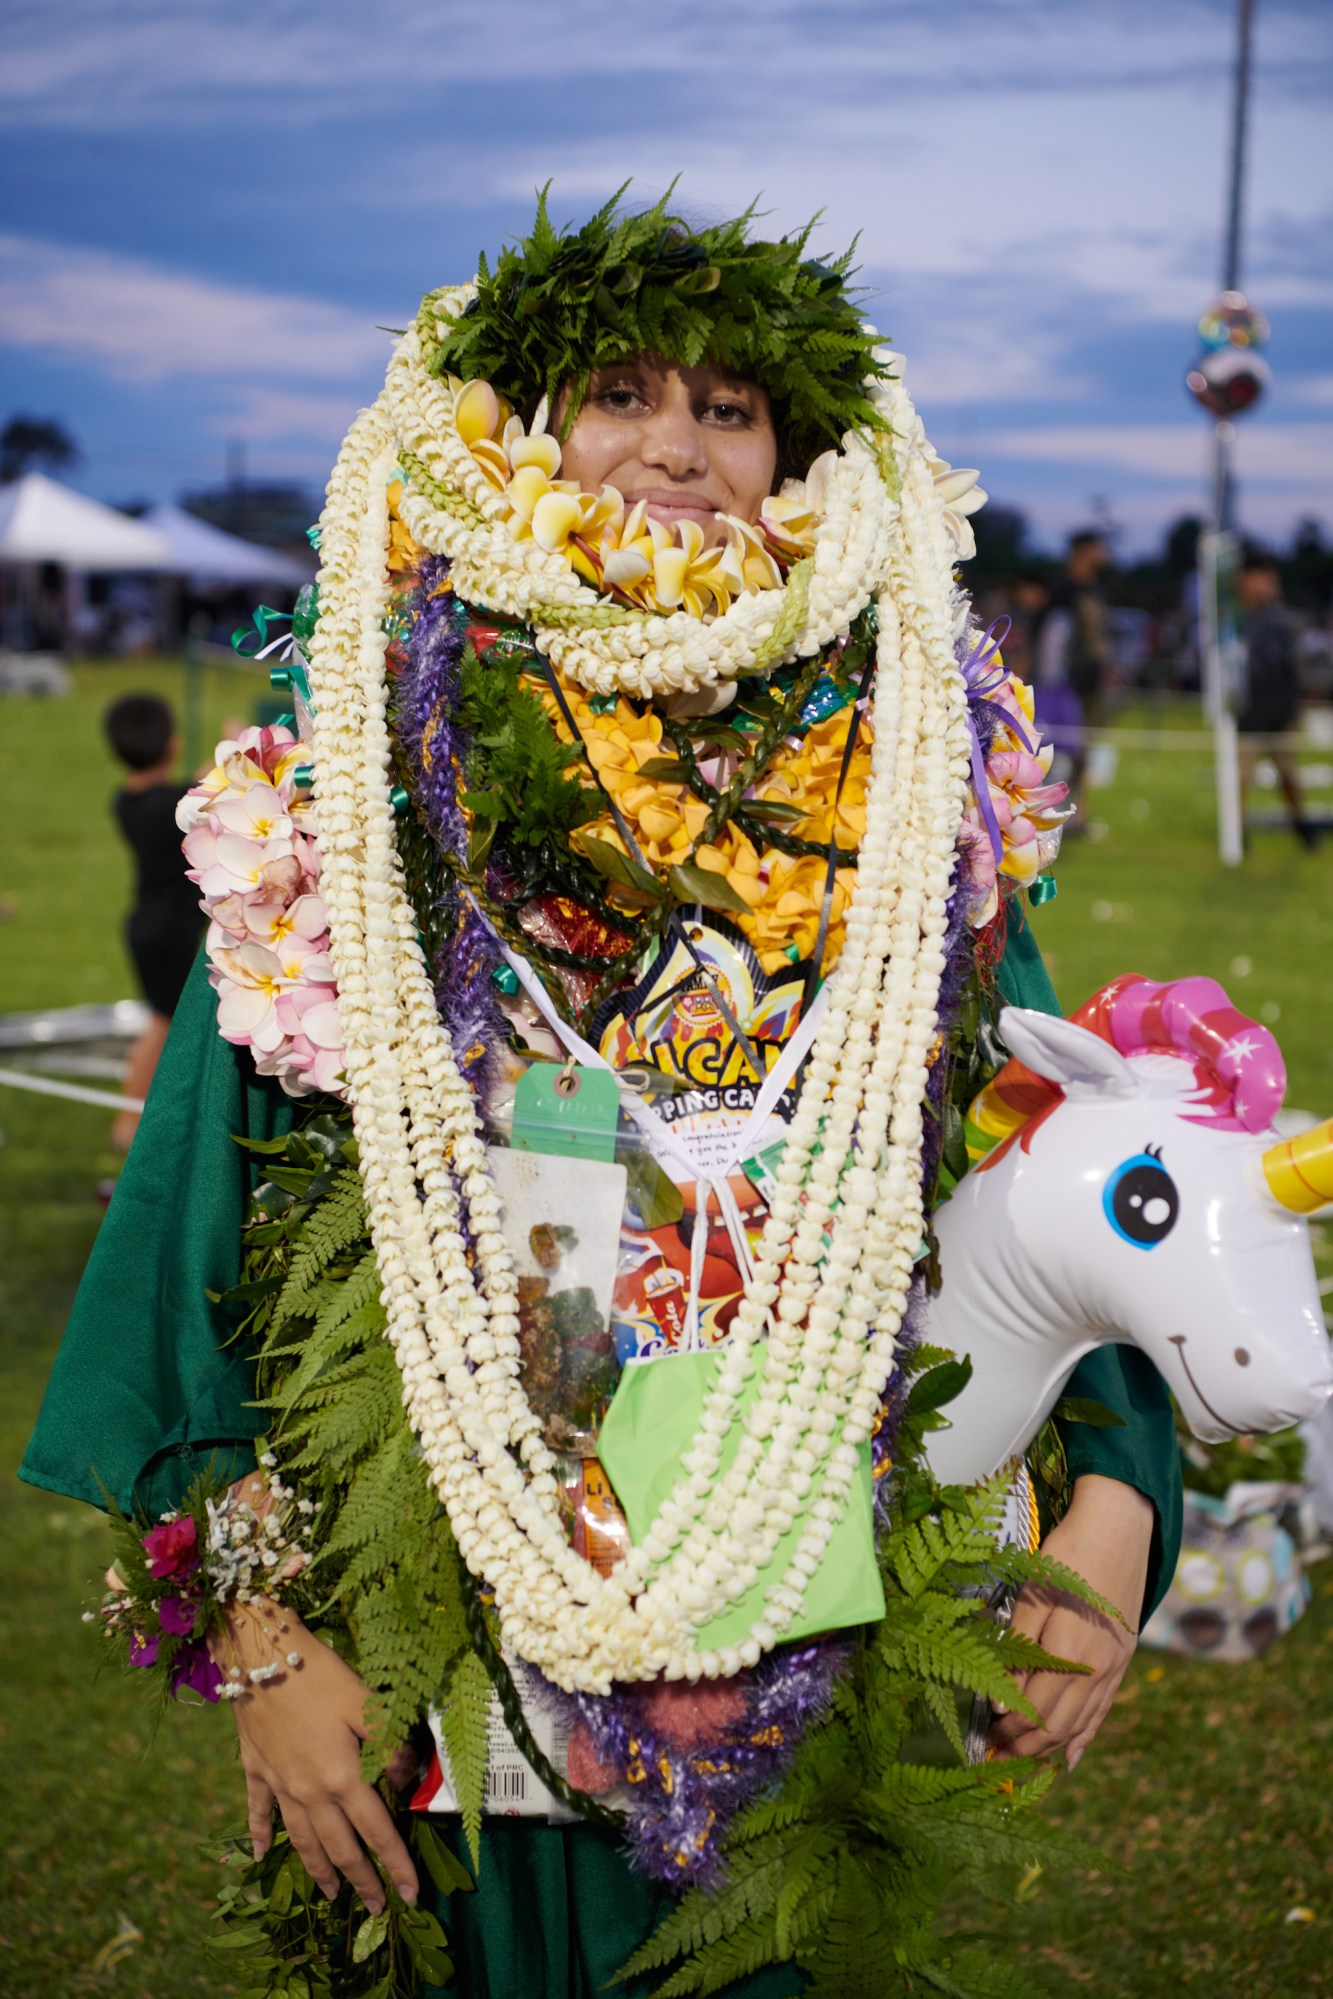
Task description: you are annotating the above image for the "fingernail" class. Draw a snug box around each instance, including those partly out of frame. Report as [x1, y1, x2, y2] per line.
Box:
[251, 1842, 262, 1863]
[321, 1880, 339, 1900]
[366, 1898, 385, 1916]
[1067, 1746, 1083, 1771]
[399, 1884, 417, 1907]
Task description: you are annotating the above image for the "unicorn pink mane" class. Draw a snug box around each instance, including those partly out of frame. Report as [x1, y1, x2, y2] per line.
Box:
[969, 974, 1285, 1169]
[1080, 973, 1284, 1132]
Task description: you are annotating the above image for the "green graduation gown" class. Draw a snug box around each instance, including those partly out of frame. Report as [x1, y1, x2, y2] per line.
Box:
[21, 911, 1182, 1997]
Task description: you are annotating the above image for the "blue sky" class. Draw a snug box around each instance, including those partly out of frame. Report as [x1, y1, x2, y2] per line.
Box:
[1, 0, 1330, 555]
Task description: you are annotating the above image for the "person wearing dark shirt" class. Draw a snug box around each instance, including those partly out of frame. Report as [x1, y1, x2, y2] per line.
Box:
[1031, 530, 1114, 823]
[103, 693, 204, 1148]
[1236, 553, 1317, 851]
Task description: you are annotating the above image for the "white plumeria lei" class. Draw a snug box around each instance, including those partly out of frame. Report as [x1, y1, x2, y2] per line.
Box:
[303, 302, 973, 1695]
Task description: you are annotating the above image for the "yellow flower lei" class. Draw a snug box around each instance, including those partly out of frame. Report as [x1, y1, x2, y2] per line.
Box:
[535, 671, 868, 975]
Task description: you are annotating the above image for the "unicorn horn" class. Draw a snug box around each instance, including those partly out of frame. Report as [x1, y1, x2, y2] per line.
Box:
[1263, 1118, 1333, 1213]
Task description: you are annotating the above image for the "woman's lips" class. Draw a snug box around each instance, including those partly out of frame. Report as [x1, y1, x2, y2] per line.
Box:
[629, 491, 721, 523]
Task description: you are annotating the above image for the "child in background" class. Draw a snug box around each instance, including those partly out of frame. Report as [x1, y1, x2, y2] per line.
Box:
[102, 694, 203, 1151]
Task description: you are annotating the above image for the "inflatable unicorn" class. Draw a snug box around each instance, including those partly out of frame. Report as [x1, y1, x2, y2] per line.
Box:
[925, 975, 1333, 1485]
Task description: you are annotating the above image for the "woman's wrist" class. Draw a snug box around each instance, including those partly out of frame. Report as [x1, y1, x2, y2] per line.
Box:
[1055, 1474, 1154, 1627]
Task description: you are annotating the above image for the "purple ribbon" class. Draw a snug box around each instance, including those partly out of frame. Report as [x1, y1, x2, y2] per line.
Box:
[958, 616, 1033, 862]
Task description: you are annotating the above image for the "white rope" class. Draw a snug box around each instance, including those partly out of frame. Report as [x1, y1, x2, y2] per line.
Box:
[0, 1067, 144, 1113]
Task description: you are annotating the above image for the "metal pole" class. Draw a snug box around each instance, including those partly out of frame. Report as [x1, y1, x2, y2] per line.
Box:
[1223, 0, 1256, 294]
[1204, 0, 1255, 865]
[183, 614, 204, 778]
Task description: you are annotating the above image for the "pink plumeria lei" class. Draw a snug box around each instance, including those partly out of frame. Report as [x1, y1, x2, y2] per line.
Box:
[959, 670, 1071, 928]
[176, 725, 347, 1098]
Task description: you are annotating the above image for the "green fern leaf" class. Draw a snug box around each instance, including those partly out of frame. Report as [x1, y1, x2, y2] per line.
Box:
[438, 1648, 491, 1871]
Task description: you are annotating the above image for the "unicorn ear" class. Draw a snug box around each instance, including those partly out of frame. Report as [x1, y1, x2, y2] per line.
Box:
[999, 1006, 1142, 1098]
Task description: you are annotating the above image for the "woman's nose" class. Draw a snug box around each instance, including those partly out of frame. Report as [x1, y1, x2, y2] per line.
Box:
[640, 386, 708, 480]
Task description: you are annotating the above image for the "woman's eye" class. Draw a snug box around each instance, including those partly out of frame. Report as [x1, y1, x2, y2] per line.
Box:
[599, 385, 644, 412]
[706, 400, 750, 425]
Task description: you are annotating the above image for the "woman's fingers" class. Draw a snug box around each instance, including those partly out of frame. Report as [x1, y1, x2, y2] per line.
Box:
[275, 1797, 341, 1901]
[343, 1782, 420, 1907]
[244, 1765, 278, 1861]
[990, 1670, 1088, 1759]
[304, 1797, 392, 1914]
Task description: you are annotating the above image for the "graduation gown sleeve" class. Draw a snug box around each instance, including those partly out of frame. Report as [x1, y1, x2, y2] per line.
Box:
[20, 951, 296, 1516]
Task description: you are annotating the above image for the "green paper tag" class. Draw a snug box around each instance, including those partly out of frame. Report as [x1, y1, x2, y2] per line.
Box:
[512, 1064, 620, 1163]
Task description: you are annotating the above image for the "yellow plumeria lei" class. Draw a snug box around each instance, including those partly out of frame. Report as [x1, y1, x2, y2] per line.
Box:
[452, 377, 823, 621]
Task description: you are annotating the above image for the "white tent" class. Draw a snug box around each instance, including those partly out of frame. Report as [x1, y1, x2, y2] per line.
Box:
[143, 504, 314, 587]
[0, 472, 170, 570]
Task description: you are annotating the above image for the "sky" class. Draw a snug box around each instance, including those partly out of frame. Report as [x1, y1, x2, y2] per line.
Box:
[1, 0, 1330, 557]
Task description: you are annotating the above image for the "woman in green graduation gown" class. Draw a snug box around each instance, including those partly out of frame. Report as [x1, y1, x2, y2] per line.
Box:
[24, 192, 1181, 1998]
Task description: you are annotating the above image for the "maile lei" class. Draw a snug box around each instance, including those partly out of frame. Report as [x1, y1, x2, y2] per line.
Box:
[94, 196, 1099, 1997]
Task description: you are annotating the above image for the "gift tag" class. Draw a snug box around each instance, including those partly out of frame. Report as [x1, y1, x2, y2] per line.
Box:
[513, 1063, 620, 1163]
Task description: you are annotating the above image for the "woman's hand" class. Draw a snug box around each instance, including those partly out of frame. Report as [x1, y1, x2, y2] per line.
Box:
[988, 1473, 1153, 1771]
[210, 1600, 419, 1915]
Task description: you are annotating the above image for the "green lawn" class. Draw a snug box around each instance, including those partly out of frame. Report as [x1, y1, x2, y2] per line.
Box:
[1, 661, 1330, 1997]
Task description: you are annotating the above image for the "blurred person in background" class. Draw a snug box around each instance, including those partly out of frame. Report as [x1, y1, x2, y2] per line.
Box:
[1031, 530, 1114, 824]
[1003, 568, 1051, 683]
[1237, 552, 1318, 851]
[102, 694, 204, 1150]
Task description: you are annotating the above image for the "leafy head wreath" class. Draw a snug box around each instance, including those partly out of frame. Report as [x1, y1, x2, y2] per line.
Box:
[420, 181, 893, 476]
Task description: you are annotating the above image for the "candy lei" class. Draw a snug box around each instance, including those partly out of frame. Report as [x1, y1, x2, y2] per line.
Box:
[308, 336, 969, 1693]
[386, 286, 893, 700]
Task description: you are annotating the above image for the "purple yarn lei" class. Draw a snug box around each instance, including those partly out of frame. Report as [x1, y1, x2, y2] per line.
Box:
[393, 555, 505, 1091]
[560, 1634, 854, 1891]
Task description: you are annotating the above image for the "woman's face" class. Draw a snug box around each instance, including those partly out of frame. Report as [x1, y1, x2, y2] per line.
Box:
[555, 355, 778, 545]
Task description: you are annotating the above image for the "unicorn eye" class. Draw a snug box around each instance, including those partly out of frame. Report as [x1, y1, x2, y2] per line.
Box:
[1104, 1150, 1179, 1249]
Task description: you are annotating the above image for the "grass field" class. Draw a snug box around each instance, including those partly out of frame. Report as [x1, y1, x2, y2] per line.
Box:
[1, 658, 1330, 1998]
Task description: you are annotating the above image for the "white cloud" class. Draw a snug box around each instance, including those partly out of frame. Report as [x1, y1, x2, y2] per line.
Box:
[1287, 373, 1333, 408]
[0, 234, 395, 386]
[212, 385, 374, 445]
[3, 1, 1328, 130]
[984, 422, 1333, 487]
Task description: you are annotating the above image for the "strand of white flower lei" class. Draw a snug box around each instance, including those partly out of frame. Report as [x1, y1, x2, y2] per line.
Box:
[307, 354, 969, 1694]
[385, 288, 892, 700]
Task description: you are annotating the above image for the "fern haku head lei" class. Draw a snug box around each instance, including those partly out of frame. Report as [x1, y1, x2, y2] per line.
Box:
[422, 181, 892, 474]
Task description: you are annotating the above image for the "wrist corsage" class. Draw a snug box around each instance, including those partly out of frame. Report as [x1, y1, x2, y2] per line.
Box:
[90, 1456, 317, 1705]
